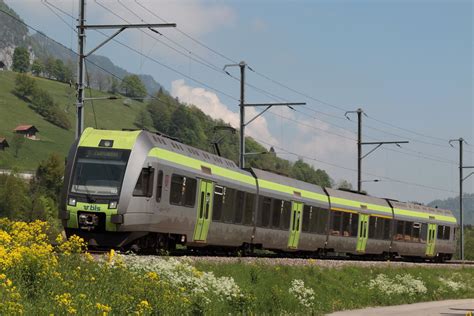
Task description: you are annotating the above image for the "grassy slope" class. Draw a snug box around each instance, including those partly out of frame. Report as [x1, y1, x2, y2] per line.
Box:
[0, 70, 144, 170]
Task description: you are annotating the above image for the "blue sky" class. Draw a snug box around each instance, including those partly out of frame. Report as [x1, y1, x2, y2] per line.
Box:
[6, 0, 473, 204]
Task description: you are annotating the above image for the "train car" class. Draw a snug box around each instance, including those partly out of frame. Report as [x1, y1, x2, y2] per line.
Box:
[60, 128, 457, 260]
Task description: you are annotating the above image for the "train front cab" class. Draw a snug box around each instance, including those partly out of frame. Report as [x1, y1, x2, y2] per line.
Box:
[60, 128, 147, 247]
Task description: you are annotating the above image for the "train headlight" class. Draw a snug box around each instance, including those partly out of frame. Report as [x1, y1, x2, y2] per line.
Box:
[109, 201, 118, 209]
[68, 197, 77, 206]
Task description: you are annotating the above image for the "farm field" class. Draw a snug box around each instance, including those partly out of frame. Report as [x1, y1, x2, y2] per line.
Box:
[1, 218, 474, 315]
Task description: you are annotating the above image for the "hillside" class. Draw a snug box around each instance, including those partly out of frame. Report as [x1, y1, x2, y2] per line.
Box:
[0, 0, 161, 95]
[428, 193, 474, 225]
[0, 70, 145, 170]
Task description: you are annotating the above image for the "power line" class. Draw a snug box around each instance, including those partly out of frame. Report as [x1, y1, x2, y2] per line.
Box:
[42, 1, 240, 103]
[254, 137, 456, 194]
[134, 0, 239, 65]
[40, 4, 470, 166]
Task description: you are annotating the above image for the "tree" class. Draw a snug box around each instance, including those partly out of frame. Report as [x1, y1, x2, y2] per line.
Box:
[337, 180, 353, 190]
[34, 153, 64, 200]
[0, 172, 30, 220]
[290, 159, 332, 188]
[12, 47, 30, 73]
[13, 73, 37, 98]
[134, 108, 153, 129]
[43, 56, 56, 79]
[10, 134, 25, 158]
[31, 59, 44, 77]
[120, 75, 147, 100]
[109, 77, 119, 95]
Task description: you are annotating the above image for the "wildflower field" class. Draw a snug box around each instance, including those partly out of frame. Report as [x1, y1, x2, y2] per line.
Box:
[1, 219, 474, 315]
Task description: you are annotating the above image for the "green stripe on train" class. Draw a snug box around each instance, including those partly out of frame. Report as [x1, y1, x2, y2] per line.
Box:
[79, 128, 141, 150]
[149, 145, 457, 224]
[148, 147, 328, 203]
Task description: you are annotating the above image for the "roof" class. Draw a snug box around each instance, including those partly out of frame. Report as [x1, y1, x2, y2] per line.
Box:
[0, 137, 8, 144]
[13, 125, 38, 132]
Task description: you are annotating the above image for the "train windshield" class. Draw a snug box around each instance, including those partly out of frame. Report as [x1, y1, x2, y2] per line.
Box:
[71, 147, 131, 196]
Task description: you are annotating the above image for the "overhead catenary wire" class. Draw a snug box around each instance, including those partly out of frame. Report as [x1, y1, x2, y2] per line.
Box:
[46, 0, 466, 162]
[134, 0, 465, 149]
[254, 137, 457, 194]
[0, 7, 462, 197]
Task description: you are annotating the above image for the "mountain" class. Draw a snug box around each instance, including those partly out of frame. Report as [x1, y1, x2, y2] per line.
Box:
[428, 194, 474, 225]
[0, 0, 161, 95]
[0, 0, 32, 69]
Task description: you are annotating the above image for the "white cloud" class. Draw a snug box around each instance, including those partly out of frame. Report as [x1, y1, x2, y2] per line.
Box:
[171, 79, 278, 147]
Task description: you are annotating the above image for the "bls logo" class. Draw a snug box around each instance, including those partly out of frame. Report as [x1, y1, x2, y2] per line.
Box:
[83, 205, 101, 211]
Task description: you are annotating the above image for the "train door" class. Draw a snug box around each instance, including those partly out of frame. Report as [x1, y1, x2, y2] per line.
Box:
[356, 214, 369, 253]
[425, 223, 437, 256]
[193, 179, 214, 242]
[288, 201, 303, 249]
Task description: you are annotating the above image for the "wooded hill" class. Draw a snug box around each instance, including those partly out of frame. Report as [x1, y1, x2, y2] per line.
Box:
[0, 70, 333, 188]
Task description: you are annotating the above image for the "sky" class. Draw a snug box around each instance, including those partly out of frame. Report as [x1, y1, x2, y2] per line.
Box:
[5, 0, 473, 204]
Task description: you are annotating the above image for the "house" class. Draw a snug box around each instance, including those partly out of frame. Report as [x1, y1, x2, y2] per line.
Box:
[13, 125, 39, 140]
[0, 138, 9, 150]
[0, 61, 5, 71]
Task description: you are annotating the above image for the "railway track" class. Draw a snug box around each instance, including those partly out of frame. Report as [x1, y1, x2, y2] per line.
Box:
[85, 248, 474, 267]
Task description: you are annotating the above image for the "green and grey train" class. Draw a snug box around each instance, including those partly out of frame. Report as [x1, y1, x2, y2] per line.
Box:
[60, 128, 457, 260]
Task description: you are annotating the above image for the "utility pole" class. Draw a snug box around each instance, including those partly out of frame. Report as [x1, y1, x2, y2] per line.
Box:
[449, 138, 474, 261]
[345, 108, 408, 192]
[75, 0, 176, 139]
[239, 62, 246, 169]
[224, 62, 305, 169]
[76, 0, 86, 140]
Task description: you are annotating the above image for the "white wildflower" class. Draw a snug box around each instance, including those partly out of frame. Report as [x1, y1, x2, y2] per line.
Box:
[289, 279, 315, 309]
[368, 273, 427, 296]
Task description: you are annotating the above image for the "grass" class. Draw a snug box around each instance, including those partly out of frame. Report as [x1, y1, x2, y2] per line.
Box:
[0, 70, 145, 170]
[1, 218, 474, 315]
[195, 261, 474, 314]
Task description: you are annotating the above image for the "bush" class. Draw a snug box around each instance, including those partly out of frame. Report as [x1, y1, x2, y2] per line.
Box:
[13, 73, 36, 98]
[30, 88, 71, 130]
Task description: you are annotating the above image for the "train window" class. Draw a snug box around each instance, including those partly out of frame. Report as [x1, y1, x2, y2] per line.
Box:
[395, 221, 405, 241]
[412, 223, 421, 242]
[369, 217, 376, 239]
[272, 199, 283, 229]
[280, 201, 291, 230]
[213, 185, 224, 221]
[243, 193, 255, 225]
[351, 213, 359, 237]
[437, 225, 444, 240]
[342, 212, 351, 237]
[420, 223, 428, 242]
[382, 219, 391, 240]
[309, 206, 318, 233]
[404, 221, 413, 242]
[444, 226, 450, 240]
[183, 178, 197, 207]
[169, 174, 196, 207]
[258, 197, 272, 228]
[156, 170, 163, 202]
[222, 188, 236, 223]
[302, 205, 311, 232]
[234, 191, 245, 224]
[331, 211, 342, 236]
[133, 168, 154, 197]
[316, 208, 329, 234]
[375, 218, 384, 239]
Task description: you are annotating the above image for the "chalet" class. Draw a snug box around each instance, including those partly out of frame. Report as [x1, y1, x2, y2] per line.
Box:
[0, 138, 9, 150]
[0, 61, 5, 71]
[13, 125, 39, 140]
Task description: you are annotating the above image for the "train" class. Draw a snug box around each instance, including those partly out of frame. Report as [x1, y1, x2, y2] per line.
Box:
[59, 128, 457, 261]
